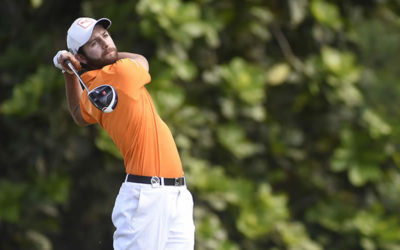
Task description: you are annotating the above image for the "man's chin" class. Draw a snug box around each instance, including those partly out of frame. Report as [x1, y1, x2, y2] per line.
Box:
[104, 51, 118, 63]
[85, 52, 118, 70]
[106, 50, 117, 57]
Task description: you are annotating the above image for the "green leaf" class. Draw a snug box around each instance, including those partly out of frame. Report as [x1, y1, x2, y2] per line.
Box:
[1, 66, 61, 116]
[0, 180, 26, 223]
[335, 83, 363, 107]
[321, 46, 359, 78]
[250, 6, 274, 24]
[26, 230, 52, 250]
[241, 105, 267, 122]
[220, 58, 267, 104]
[362, 109, 392, 138]
[288, 0, 309, 27]
[195, 207, 239, 250]
[217, 123, 261, 159]
[181, 21, 205, 38]
[331, 148, 352, 172]
[267, 63, 291, 86]
[306, 196, 357, 232]
[348, 164, 382, 187]
[237, 184, 288, 238]
[351, 210, 379, 236]
[277, 222, 322, 250]
[30, 0, 43, 8]
[330, 128, 386, 186]
[311, 0, 343, 30]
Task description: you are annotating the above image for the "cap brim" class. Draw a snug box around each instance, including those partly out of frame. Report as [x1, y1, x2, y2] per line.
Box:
[96, 18, 111, 29]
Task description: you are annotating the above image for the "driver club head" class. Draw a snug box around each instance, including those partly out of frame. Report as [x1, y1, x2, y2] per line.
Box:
[88, 84, 118, 113]
[65, 60, 118, 113]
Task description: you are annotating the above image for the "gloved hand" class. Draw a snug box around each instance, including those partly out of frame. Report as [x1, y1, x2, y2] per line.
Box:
[53, 50, 68, 72]
[53, 50, 81, 74]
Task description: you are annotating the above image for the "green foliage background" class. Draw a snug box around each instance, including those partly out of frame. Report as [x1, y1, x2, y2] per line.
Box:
[1, 0, 400, 249]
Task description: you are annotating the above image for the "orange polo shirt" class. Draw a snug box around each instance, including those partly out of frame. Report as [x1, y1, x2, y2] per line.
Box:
[79, 58, 183, 178]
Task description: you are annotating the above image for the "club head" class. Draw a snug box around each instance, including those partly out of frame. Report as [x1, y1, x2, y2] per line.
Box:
[88, 84, 118, 113]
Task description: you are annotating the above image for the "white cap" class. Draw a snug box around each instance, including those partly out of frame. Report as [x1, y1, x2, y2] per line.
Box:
[67, 17, 111, 55]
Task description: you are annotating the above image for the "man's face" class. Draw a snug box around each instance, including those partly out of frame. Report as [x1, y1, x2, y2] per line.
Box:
[79, 25, 118, 69]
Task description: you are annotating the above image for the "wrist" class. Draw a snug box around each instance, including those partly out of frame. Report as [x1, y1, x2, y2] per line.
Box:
[63, 70, 75, 77]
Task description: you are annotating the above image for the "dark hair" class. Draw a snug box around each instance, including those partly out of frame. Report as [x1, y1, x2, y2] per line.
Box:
[77, 47, 89, 71]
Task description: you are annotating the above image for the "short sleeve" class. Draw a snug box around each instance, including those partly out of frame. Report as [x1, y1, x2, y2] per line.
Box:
[120, 59, 151, 87]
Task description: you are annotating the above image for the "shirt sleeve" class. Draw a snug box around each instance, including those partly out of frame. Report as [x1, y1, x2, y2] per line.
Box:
[79, 94, 97, 124]
[77, 58, 151, 124]
[123, 58, 151, 87]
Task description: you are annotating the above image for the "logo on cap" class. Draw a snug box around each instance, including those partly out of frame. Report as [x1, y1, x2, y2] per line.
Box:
[77, 18, 94, 29]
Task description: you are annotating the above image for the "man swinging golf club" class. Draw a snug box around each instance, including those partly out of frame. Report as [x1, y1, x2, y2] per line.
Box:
[53, 17, 195, 250]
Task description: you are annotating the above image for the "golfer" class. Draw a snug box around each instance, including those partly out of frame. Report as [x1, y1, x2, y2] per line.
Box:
[53, 17, 195, 250]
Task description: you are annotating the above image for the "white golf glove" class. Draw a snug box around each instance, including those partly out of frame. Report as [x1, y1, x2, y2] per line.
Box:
[53, 50, 68, 72]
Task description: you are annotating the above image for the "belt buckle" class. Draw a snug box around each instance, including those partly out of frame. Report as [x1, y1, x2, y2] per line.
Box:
[151, 176, 161, 188]
[175, 177, 183, 186]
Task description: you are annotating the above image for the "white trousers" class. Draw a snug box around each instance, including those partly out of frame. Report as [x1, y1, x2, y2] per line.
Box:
[112, 180, 195, 250]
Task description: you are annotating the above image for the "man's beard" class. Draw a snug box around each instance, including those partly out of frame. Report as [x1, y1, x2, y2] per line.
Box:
[84, 48, 118, 70]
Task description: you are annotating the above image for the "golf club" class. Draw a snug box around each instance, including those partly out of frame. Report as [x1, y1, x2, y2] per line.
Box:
[65, 59, 118, 113]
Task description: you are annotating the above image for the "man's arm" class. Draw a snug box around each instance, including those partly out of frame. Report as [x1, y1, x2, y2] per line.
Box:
[54, 51, 89, 126]
[63, 73, 89, 126]
[118, 52, 149, 71]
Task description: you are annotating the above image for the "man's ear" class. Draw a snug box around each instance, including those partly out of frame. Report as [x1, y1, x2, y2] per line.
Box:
[75, 53, 87, 65]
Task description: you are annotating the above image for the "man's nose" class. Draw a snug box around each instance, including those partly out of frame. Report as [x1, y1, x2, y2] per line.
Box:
[100, 38, 109, 49]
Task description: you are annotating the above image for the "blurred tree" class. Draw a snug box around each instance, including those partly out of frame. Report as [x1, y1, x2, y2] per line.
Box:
[1, 0, 400, 249]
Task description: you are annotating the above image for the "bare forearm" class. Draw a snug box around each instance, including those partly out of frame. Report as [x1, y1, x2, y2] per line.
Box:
[118, 52, 149, 71]
[64, 73, 88, 126]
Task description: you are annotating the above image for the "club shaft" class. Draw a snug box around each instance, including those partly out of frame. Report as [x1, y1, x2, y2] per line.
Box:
[65, 60, 90, 93]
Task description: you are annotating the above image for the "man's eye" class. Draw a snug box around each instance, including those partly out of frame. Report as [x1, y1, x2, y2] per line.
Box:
[104, 33, 109, 37]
